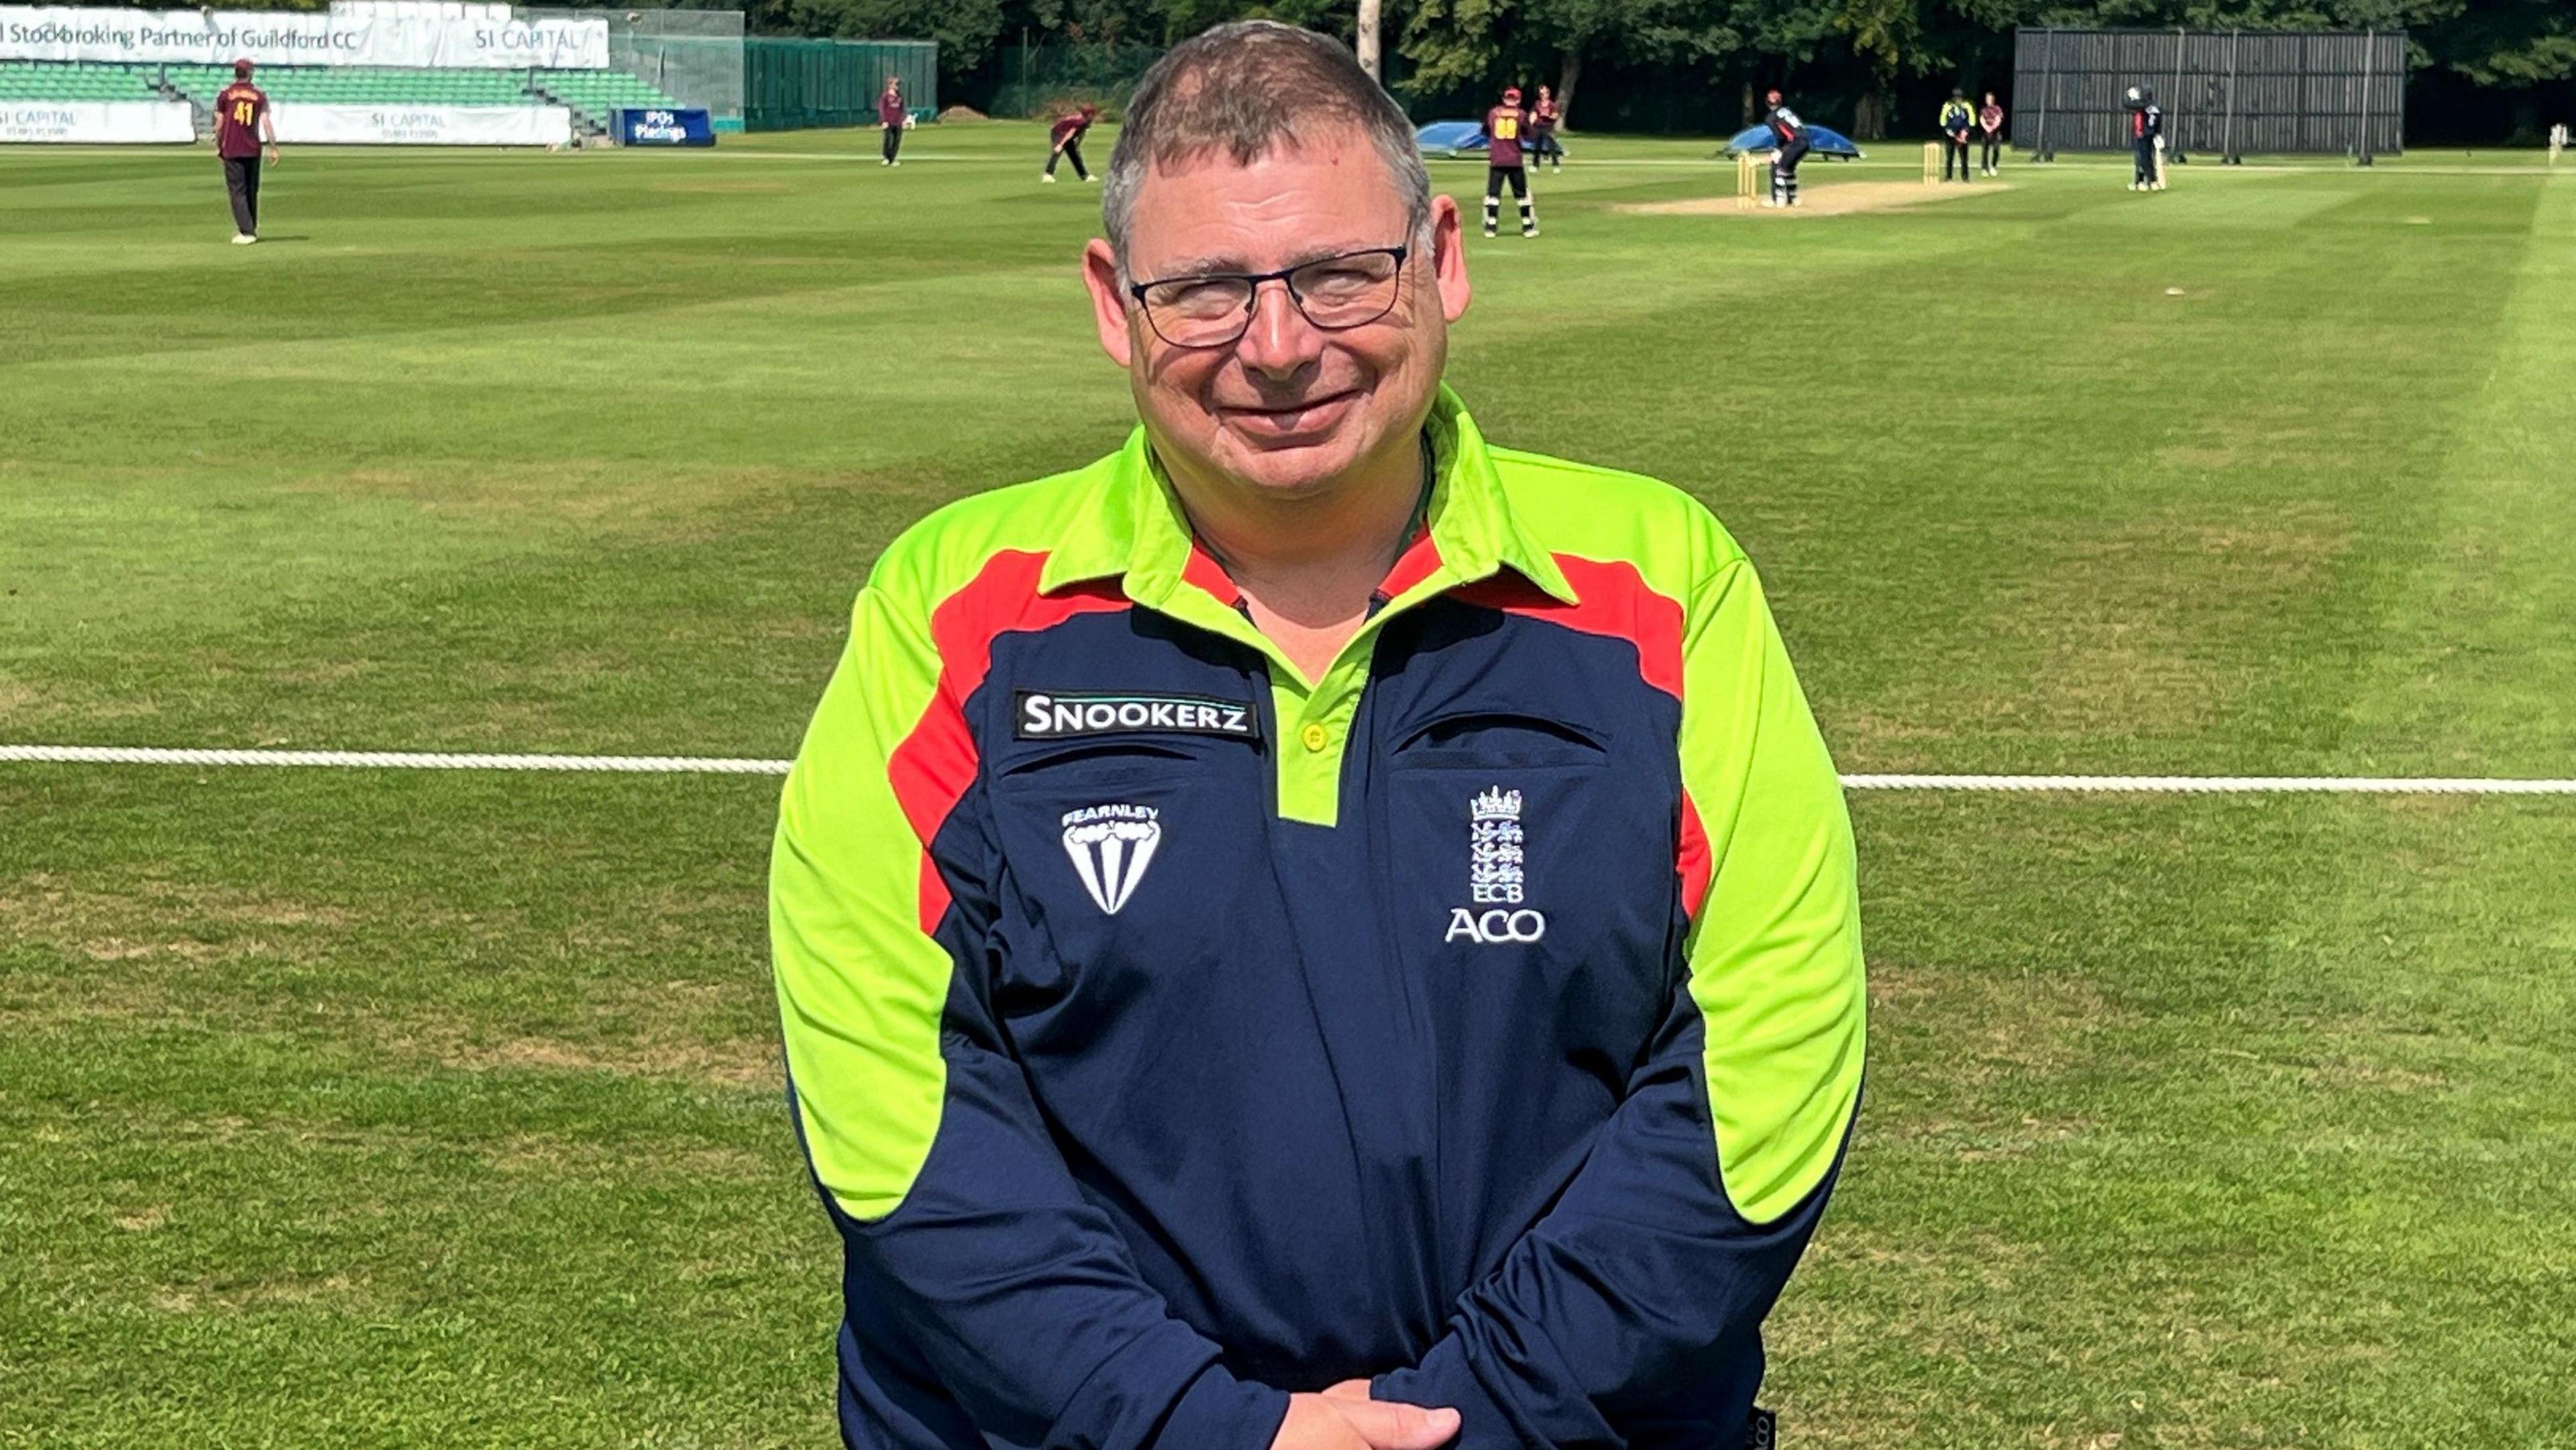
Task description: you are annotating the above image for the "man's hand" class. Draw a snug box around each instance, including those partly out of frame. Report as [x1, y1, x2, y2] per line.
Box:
[1271, 1390, 1458, 1450]
[265, 143, 280, 164]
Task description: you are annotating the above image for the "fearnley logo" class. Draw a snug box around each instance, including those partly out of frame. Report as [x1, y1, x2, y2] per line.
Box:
[1061, 804, 1162, 915]
[1448, 786, 1546, 944]
[1017, 691, 1259, 742]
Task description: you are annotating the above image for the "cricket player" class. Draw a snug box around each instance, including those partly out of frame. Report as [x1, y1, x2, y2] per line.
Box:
[1979, 91, 2005, 175]
[2127, 86, 2165, 189]
[1045, 103, 1100, 183]
[877, 76, 906, 165]
[1763, 87, 1809, 207]
[1938, 88, 1975, 182]
[212, 58, 278, 244]
[1481, 85, 1537, 238]
[1529, 84, 1565, 171]
[771, 19, 1865, 1450]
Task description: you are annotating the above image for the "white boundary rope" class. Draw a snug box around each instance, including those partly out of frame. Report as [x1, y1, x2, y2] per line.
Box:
[1839, 773, 2576, 795]
[0, 745, 790, 775]
[4, 745, 2574, 793]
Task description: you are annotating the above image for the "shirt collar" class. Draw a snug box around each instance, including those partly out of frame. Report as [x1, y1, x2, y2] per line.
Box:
[1038, 384, 1580, 609]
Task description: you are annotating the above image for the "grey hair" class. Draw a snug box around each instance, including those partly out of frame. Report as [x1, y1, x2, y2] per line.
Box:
[1102, 20, 1432, 279]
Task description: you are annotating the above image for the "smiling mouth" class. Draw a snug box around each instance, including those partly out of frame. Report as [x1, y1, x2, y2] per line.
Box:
[1216, 390, 1360, 437]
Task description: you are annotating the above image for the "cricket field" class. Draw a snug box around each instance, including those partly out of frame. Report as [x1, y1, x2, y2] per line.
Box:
[2, 126, 2571, 1447]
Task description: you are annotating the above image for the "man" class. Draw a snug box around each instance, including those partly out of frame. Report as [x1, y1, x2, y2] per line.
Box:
[1762, 87, 1809, 207]
[877, 76, 906, 166]
[771, 19, 1865, 1450]
[1481, 85, 1537, 238]
[2126, 86, 2165, 190]
[1978, 90, 2005, 176]
[1529, 84, 1564, 172]
[1045, 102, 1100, 183]
[1937, 87, 1975, 183]
[212, 58, 278, 244]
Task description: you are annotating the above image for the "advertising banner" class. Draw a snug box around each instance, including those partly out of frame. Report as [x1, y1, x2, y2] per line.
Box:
[0, 98, 193, 142]
[613, 107, 713, 146]
[271, 103, 572, 146]
[0, 6, 610, 70]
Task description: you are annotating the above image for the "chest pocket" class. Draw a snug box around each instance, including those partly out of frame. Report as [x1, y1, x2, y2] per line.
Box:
[1391, 711, 1604, 770]
[994, 742, 1203, 917]
[1378, 705, 1670, 1076]
[985, 739, 1254, 1035]
[1383, 708, 1614, 937]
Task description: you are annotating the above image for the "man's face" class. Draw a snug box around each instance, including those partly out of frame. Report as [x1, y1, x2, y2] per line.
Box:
[1083, 126, 1470, 501]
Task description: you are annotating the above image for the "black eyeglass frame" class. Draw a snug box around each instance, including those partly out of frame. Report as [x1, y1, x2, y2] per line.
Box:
[1125, 244, 1412, 348]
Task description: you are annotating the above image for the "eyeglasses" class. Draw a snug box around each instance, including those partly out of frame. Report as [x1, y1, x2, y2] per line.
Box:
[1126, 245, 1409, 348]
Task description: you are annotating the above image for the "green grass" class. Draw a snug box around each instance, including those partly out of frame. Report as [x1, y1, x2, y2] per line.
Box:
[3, 125, 2571, 1447]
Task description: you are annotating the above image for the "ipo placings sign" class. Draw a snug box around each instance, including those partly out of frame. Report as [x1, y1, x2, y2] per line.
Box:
[613, 107, 712, 146]
[0, 5, 610, 70]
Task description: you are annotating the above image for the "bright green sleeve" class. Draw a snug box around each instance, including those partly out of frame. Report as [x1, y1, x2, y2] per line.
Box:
[770, 582, 954, 1221]
[1678, 556, 1868, 1225]
[770, 572, 1287, 1449]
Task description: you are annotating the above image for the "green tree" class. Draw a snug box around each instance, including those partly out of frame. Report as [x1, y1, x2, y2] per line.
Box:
[2414, 0, 2576, 87]
[1527, 0, 1744, 121]
[1401, 0, 1742, 123]
[770, 0, 1010, 82]
[1399, 0, 1515, 99]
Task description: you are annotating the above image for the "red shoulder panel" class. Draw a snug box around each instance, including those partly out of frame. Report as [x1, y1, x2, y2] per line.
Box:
[885, 550, 1128, 932]
[1452, 554, 1709, 916]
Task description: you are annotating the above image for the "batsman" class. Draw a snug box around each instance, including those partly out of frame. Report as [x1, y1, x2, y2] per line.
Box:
[1762, 87, 1809, 207]
[2126, 85, 2166, 190]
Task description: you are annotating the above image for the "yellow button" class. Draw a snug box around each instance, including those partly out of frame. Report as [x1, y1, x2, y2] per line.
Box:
[1300, 722, 1330, 753]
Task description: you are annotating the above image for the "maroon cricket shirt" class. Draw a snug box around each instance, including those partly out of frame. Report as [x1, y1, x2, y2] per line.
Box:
[214, 83, 266, 160]
[1484, 104, 1527, 168]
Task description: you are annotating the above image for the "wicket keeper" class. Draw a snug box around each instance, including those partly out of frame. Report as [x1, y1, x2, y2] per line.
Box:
[771, 19, 1864, 1450]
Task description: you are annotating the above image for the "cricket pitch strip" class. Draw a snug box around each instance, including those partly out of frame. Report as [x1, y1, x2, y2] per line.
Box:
[1620, 180, 2015, 217]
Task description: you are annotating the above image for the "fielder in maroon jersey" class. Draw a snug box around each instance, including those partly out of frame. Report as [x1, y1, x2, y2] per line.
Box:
[213, 58, 278, 244]
[1482, 86, 1536, 238]
[1044, 104, 1099, 183]
[878, 76, 906, 166]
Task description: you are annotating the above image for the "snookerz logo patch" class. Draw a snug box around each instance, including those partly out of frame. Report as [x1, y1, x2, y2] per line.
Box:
[1016, 691, 1260, 742]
